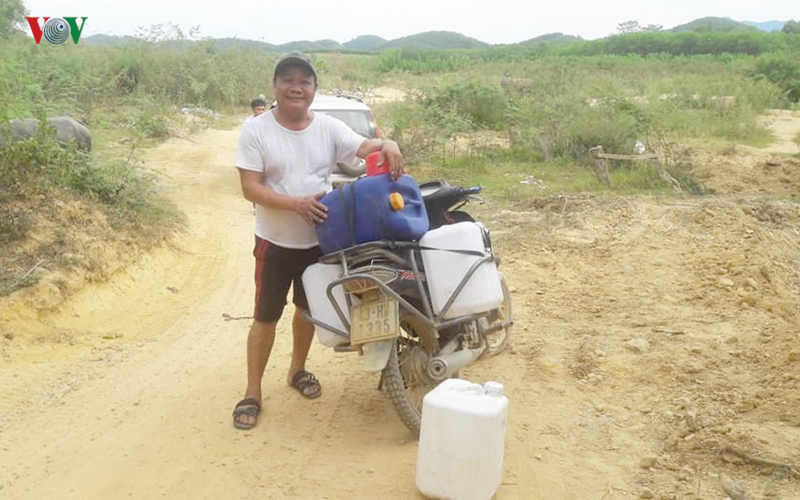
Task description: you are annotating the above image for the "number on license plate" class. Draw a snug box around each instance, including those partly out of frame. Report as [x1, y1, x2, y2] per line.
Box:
[350, 298, 399, 345]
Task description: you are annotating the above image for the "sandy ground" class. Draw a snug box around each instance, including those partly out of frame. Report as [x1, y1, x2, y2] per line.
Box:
[1, 112, 800, 499]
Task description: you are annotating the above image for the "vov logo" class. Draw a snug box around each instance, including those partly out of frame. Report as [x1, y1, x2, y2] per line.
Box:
[25, 17, 88, 44]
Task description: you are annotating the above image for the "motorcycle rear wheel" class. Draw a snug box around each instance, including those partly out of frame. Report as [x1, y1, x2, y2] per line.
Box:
[382, 313, 439, 436]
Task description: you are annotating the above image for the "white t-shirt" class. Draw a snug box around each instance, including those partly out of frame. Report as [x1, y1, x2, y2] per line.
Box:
[235, 110, 366, 248]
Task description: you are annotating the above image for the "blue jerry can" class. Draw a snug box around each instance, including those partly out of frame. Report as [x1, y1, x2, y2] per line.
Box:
[315, 173, 429, 254]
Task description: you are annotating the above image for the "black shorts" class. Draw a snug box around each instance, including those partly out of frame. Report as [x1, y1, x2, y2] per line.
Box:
[253, 236, 322, 323]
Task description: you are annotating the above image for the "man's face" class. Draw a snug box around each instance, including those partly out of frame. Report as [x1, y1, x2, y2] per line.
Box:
[252, 105, 266, 116]
[273, 66, 316, 113]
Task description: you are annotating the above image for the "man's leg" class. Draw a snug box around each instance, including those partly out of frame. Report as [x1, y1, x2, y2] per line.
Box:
[234, 319, 278, 428]
[246, 319, 278, 399]
[287, 307, 315, 385]
[286, 248, 323, 398]
[234, 237, 293, 428]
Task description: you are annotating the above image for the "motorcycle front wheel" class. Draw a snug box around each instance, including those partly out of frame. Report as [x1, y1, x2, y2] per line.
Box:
[382, 313, 439, 436]
[448, 210, 474, 223]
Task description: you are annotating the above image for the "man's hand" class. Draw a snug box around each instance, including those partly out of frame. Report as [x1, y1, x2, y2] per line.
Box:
[380, 140, 405, 180]
[295, 192, 328, 225]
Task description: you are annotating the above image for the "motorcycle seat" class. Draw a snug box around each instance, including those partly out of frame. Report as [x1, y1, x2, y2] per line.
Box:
[419, 180, 463, 201]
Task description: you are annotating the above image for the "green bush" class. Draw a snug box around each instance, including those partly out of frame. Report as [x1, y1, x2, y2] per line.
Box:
[375, 99, 447, 163]
[0, 127, 181, 232]
[0, 208, 32, 243]
[0, 128, 86, 201]
[377, 49, 475, 73]
[69, 158, 182, 229]
[417, 82, 509, 130]
[752, 55, 800, 102]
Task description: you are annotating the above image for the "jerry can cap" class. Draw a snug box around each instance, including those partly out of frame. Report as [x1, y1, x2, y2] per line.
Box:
[484, 381, 504, 396]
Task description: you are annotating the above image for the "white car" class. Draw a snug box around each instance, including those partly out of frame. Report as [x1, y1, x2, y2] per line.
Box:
[271, 93, 381, 186]
[310, 94, 381, 186]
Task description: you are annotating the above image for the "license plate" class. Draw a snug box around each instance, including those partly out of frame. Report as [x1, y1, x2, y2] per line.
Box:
[350, 298, 399, 345]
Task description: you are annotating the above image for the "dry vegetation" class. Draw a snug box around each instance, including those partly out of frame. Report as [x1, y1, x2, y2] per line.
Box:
[2, 37, 800, 498]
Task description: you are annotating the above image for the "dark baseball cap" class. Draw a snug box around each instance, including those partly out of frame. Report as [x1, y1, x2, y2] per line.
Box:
[273, 52, 317, 82]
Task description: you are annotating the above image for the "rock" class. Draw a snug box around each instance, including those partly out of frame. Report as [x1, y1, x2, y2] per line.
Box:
[1, 116, 92, 150]
[737, 399, 757, 413]
[32, 280, 63, 310]
[718, 277, 735, 287]
[640, 456, 659, 469]
[721, 449, 745, 464]
[639, 487, 654, 498]
[625, 339, 650, 353]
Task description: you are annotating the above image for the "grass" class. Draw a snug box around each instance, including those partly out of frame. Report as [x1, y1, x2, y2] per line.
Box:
[410, 146, 704, 208]
[0, 130, 184, 295]
[2, 46, 795, 295]
[369, 52, 786, 201]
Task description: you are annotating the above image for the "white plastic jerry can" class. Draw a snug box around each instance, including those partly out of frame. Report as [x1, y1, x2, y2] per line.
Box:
[301, 263, 350, 347]
[416, 379, 509, 500]
[419, 222, 504, 320]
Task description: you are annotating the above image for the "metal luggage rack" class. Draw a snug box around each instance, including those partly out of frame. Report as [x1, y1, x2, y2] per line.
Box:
[307, 240, 498, 344]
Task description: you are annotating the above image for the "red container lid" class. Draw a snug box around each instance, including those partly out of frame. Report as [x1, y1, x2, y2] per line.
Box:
[365, 151, 389, 176]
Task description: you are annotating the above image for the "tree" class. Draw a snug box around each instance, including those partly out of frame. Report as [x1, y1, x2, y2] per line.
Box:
[782, 20, 800, 34]
[617, 20, 642, 34]
[0, 0, 28, 39]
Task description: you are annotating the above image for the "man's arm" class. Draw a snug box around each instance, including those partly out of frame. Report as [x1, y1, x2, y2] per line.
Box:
[356, 139, 405, 180]
[237, 169, 328, 225]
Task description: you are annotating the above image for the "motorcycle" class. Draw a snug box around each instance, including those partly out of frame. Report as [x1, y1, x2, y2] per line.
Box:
[419, 179, 484, 227]
[303, 180, 512, 435]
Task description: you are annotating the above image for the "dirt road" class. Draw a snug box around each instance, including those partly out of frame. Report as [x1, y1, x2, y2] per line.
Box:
[1, 113, 800, 499]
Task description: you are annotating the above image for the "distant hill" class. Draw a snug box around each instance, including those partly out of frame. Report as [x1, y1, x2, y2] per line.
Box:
[213, 38, 276, 52]
[79, 17, 793, 53]
[740, 20, 786, 32]
[517, 32, 581, 46]
[276, 39, 341, 53]
[379, 31, 489, 50]
[80, 30, 489, 52]
[342, 35, 387, 51]
[670, 17, 758, 33]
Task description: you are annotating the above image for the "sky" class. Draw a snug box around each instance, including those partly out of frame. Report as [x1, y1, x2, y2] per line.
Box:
[21, 0, 798, 45]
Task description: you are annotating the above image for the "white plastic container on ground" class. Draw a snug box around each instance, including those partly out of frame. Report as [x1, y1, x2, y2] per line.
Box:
[416, 378, 509, 500]
[419, 222, 504, 320]
[301, 262, 350, 346]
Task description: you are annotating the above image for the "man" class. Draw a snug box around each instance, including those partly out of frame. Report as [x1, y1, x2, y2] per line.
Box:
[242, 97, 267, 125]
[232, 53, 404, 430]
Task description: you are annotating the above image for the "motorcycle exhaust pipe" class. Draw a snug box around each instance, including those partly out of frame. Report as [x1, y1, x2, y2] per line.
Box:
[424, 336, 465, 380]
[427, 346, 485, 381]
